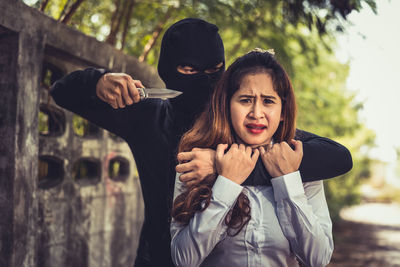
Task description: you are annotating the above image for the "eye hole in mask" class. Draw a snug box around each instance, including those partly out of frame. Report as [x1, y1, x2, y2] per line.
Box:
[177, 62, 224, 75]
[176, 64, 199, 74]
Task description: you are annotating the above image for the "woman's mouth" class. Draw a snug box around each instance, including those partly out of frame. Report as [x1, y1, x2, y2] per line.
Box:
[245, 123, 266, 134]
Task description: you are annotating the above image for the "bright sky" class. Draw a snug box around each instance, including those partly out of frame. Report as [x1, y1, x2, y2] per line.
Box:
[336, 0, 400, 163]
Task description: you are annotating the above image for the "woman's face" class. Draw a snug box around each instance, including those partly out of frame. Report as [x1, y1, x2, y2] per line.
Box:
[230, 72, 282, 147]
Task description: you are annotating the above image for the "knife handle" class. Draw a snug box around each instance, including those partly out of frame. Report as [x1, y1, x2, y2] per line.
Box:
[137, 88, 147, 100]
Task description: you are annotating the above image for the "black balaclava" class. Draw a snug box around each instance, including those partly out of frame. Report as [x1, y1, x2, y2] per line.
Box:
[158, 18, 225, 118]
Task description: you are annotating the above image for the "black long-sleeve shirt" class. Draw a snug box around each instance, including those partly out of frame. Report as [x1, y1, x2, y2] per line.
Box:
[50, 68, 352, 267]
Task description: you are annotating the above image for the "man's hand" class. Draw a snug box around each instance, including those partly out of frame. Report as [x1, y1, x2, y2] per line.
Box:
[259, 139, 303, 178]
[96, 73, 144, 109]
[176, 148, 216, 186]
[215, 144, 259, 185]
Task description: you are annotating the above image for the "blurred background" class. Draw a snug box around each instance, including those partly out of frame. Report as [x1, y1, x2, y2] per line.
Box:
[4, 0, 400, 266]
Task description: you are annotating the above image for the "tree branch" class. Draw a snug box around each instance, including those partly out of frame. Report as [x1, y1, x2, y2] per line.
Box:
[39, 0, 50, 12]
[106, 0, 125, 46]
[60, 0, 86, 24]
[120, 0, 136, 50]
[138, 6, 173, 62]
[58, 0, 72, 21]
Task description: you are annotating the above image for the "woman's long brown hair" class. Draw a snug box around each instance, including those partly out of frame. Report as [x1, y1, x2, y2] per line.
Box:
[172, 50, 297, 236]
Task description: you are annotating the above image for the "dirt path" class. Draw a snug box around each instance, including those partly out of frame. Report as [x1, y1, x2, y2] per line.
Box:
[328, 203, 400, 267]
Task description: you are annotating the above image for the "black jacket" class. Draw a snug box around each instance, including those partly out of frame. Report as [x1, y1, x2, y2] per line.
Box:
[50, 68, 352, 267]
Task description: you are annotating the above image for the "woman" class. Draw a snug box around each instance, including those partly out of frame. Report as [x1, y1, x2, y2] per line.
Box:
[170, 49, 333, 267]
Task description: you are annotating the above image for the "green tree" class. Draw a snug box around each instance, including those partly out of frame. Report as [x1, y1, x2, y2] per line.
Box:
[24, 0, 377, 220]
[25, 0, 376, 66]
[288, 29, 375, 220]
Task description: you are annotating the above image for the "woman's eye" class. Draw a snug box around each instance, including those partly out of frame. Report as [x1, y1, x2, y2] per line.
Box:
[240, 98, 251, 103]
[264, 99, 274, 104]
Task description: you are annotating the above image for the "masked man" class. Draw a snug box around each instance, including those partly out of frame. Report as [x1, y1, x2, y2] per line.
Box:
[51, 18, 352, 267]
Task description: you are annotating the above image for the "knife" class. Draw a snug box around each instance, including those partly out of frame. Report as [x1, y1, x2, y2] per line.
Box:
[137, 87, 182, 100]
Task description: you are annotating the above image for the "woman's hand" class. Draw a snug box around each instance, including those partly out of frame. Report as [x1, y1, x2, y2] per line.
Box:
[215, 143, 259, 184]
[96, 73, 144, 109]
[259, 139, 303, 178]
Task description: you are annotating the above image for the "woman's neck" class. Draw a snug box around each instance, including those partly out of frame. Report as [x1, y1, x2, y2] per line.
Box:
[234, 136, 273, 148]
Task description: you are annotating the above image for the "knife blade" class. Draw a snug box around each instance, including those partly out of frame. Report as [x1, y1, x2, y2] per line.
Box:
[137, 88, 182, 100]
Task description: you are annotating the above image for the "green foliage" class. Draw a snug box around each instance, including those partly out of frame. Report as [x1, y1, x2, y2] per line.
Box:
[293, 35, 360, 138]
[72, 114, 87, 136]
[24, 0, 377, 220]
[324, 127, 375, 220]
[287, 29, 376, 220]
[72, 114, 100, 136]
[109, 161, 121, 178]
[23, 0, 376, 66]
[38, 111, 49, 135]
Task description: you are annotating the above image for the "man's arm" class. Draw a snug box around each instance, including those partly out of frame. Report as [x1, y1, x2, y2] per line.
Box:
[176, 129, 352, 184]
[295, 129, 353, 181]
[50, 68, 108, 109]
[50, 68, 155, 140]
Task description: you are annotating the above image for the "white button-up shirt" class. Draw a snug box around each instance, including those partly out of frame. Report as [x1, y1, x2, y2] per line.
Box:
[171, 171, 333, 267]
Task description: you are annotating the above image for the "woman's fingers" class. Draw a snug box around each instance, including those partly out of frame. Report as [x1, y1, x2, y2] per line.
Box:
[251, 148, 260, 163]
[245, 145, 252, 156]
[216, 144, 228, 159]
[291, 139, 303, 156]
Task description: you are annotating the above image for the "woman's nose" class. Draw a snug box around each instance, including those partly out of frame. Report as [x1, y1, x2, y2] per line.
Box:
[249, 101, 264, 119]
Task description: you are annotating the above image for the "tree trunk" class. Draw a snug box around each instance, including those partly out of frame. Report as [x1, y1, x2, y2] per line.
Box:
[138, 7, 173, 62]
[106, 0, 125, 46]
[230, 41, 242, 57]
[109, 0, 122, 34]
[230, 24, 255, 57]
[60, 0, 86, 24]
[39, 0, 50, 12]
[120, 0, 136, 50]
[58, 0, 72, 21]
